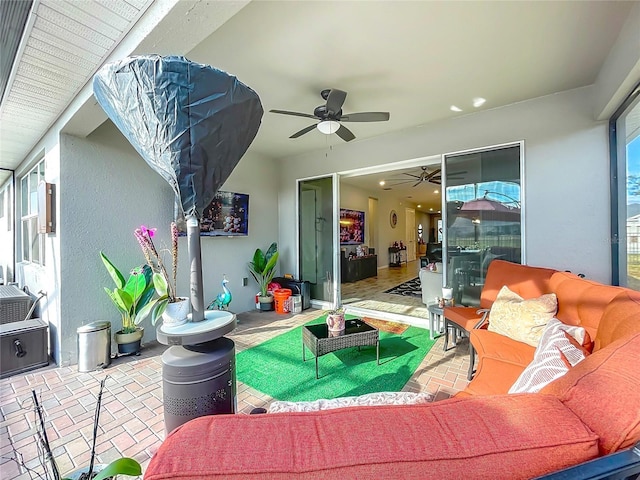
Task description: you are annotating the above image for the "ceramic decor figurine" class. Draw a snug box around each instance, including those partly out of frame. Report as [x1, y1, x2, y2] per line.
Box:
[208, 275, 232, 310]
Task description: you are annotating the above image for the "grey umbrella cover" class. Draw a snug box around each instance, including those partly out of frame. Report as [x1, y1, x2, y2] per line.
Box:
[92, 55, 263, 218]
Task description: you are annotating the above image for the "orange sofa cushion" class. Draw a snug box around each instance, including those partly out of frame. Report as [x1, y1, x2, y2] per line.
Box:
[549, 271, 626, 342]
[540, 333, 640, 455]
[466, 329, 535, 395]
[444, 260, 556, 332]
[145, 395, 598, 480]
[593, 290, 640, 351]
[479, 260, 556, 309]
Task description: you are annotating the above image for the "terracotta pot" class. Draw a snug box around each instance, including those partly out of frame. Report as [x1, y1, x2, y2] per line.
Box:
[162, 297, 189, 327]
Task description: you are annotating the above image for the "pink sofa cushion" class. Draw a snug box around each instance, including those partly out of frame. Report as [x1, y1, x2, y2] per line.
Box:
[540, 332, 640, 454]
[145, 395, 598, 480]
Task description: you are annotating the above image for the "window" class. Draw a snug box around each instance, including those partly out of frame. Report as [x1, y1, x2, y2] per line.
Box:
[20, 159, 45, 265]
[610, 82, 640, 289]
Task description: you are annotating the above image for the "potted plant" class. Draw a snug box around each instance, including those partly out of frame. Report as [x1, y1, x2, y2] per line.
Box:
[325, 306, 345, 336]
[248, 242, 279, 311]
[135, 223, 189, 327]
[100, 252, 155, 354]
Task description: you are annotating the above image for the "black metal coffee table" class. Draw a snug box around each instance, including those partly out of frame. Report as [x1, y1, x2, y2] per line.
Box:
[302, 318, 379, 379]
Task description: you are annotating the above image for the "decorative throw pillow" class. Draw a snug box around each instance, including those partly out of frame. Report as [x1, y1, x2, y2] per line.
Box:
[268, 391, 433, 413]
[487, 285, 558, 347]
[509, 318, 589, 394]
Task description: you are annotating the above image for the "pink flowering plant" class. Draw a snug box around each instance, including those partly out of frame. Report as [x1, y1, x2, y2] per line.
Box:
[134, 223, 181, 324]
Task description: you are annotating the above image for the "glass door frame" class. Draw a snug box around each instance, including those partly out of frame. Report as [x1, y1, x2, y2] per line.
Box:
[296, 173, 341, 309]
[440, 140, 526, 290]
[609, 81, 640, 286]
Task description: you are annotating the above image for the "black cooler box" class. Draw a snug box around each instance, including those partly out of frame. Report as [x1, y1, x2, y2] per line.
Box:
[272, 277, 311, 310]
[0, 319, 49, 378]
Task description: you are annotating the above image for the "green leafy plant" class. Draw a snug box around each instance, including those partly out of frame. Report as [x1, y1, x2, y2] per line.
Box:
[100, 252, 155, 334]
[248, 242, 279, 297]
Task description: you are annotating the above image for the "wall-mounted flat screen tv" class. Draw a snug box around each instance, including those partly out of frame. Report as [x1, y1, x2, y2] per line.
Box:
[177, 191, 249, 236]
[340, 208, 365, 245]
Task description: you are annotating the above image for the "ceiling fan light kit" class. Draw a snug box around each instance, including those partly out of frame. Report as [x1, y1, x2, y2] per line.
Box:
[317, 120, 340, 134]
[270, 88, 389, 142]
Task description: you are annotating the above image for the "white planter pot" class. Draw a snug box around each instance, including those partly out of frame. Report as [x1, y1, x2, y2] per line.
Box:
[162, 297, 189, 327]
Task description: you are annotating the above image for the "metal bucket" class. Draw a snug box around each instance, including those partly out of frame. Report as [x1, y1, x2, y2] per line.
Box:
[289, 294, 302, 314]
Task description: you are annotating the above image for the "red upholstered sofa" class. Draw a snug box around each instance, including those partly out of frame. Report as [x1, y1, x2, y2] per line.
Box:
[145, 262, 640, 480]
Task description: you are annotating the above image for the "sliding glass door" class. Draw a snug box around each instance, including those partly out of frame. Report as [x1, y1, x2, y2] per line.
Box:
[443, 144, 523, 306]
[298, 175, 340, 306]
[610, 83, 640, 289]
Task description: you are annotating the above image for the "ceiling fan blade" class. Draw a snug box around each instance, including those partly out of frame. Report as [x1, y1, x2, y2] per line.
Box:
[335, 124, 355, 142]
[270, 109, 318, 120]
[340, 112, 390, 122]
[413, 180, 423, 187]
[424, 169, 441, 181]
[326, 89, 347, 115]
[290, 124, 317, 139]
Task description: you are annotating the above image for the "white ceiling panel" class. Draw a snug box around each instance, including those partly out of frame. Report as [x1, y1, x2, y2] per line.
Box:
[0, 0, 153, 180]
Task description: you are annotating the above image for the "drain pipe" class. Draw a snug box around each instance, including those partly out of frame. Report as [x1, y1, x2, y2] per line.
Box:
[22, 288, 47, 321]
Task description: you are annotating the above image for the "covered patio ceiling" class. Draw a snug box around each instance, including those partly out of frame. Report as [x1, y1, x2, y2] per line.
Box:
[0, 1, 638, 191]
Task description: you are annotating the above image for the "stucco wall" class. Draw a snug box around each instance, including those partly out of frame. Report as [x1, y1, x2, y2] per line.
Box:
[58, 121, 278, 364]
[278, 86, 611, 284]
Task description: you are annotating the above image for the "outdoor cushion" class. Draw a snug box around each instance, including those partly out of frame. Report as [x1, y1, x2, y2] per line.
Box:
[550, 271, 625, 342]
[466, 329, 535, 395]
[268, 391, 434, 413]
[145, 395, 598, 480]
[487, 286, 557, 347]
[593, 290, 640, 351]
[508, 319, 589, 394]
[540, 332, 640, 455]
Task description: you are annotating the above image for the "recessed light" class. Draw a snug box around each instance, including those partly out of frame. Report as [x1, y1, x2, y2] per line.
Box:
[417, 204, 422, 208]
[473, 97, 486, 108]
[450, 105, 462, 112]
[434, 189, 439, 194]
[429, 208, 433, 211]
[379, 180, 385, 186]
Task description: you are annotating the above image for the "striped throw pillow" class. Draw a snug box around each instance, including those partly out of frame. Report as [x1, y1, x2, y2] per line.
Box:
[509, 318, 589, 394]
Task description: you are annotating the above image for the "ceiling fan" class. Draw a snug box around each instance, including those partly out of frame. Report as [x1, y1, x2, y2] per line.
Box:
[386, 166, 465, 187]
[270, 88, 389, 142]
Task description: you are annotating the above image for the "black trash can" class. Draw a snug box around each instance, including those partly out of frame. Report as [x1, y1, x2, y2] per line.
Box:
[162, 337, 236, 434]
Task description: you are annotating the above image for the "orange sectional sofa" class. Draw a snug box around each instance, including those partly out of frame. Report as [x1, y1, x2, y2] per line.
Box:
[145, 261, 640, 480]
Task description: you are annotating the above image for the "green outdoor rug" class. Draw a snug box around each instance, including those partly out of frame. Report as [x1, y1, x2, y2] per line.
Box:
[236, 315, 435, 402]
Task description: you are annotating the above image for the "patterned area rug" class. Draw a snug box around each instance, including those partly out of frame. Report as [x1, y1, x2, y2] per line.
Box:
[363, 317, 409, 335]
[384, 277, 422, 297]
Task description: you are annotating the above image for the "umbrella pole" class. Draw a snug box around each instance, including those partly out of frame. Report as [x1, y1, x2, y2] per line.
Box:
[186, 215, 205, 322]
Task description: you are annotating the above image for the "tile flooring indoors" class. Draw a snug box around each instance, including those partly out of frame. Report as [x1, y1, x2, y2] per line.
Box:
[342, 259, 431, 321]
[0, 305, 471, 480]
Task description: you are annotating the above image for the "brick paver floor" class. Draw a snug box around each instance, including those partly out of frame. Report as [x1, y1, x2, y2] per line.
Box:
[0, 308, 470, 479]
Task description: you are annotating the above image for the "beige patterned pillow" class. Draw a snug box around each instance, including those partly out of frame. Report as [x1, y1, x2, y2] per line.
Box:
[268, 391, 433, 413]
[487, 286, 558, 347]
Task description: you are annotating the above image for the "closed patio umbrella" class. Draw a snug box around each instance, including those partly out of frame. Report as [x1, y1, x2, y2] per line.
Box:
[93, 55, 263, 321]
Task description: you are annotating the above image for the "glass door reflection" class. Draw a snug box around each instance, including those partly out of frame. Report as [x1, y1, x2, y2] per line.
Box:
[444, 145, 522, 306]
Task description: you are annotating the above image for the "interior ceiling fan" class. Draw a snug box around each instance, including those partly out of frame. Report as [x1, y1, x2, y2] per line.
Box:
[386, 166, 465, 187]
[270, 88, 389, 142]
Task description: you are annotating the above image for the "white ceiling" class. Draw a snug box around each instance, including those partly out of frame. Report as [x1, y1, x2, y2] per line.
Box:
[1, 0, 636, 198]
